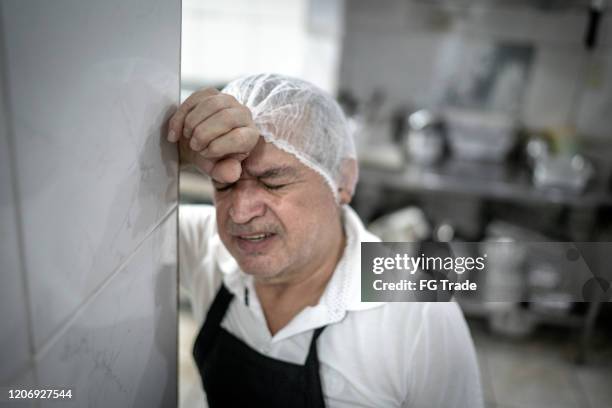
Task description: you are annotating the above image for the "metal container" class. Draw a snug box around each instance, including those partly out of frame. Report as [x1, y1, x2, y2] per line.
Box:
[405, 110, 445, 165]
[444, 108, 517, 162]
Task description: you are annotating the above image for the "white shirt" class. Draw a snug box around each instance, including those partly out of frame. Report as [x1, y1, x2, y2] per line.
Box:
[179, 204, 483, 408]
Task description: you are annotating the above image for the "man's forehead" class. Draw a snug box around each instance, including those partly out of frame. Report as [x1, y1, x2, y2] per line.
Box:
[242, 138, 306, 176]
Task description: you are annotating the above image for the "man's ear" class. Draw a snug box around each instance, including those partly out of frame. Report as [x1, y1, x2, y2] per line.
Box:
[337, 158, 358, 205]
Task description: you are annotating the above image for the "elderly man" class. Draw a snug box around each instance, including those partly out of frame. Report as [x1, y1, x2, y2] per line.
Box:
[167, 73, 483, 408]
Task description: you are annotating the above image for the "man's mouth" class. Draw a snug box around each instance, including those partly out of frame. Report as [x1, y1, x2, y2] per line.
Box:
[238, 233, 274, 242]
[234, 232, 278, 252]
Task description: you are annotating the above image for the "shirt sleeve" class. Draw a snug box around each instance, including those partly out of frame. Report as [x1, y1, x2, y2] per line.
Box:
[178, 204, 216, 290]
[403, 302, 484, 408]
[179, 204, 225, 324]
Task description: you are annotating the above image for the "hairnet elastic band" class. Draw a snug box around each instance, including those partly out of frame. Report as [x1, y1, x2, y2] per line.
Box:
[260, 133, 340, 202]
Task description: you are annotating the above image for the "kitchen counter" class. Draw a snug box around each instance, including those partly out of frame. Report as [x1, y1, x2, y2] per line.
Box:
[358, 159, 612, 208]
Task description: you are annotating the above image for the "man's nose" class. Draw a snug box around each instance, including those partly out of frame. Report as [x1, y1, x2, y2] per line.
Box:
[228, 184, 266, 224]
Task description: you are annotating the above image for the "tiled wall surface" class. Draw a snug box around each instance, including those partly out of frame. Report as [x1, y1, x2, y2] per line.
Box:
[0, 1, 180, 406]
[339, 0, 612, 139]
[181, 0, 344, 93]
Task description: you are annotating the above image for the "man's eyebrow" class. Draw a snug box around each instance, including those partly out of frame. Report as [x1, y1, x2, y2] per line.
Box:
[211, 166, 301, 185]
[250, 166, 300, 179]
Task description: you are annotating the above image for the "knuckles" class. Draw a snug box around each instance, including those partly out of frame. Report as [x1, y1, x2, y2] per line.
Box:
[205, 95, 225, 113]
[172, 88, 258, 161]
[206, 141, 221, 157]
[237, 127, 256, 149]
[184, 113, 199, 132]
[215, 108, 230, 124]
[191, 126, 206, 143]
[244, 127, 259, 147]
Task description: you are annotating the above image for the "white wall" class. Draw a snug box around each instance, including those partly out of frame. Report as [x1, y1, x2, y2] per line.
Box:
[0, 1, 180, 406]
[340, 0, 612, 140]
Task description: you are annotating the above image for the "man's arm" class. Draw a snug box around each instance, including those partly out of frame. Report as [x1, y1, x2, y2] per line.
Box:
[178, 204, 216, 293]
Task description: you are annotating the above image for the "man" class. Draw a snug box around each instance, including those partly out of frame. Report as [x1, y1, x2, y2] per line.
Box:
[167, 73, 483, 407]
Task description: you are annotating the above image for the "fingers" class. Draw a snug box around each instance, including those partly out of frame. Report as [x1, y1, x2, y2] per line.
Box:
[189, 110, 256, 152]
[189, 149, 215, 175]
[210, 157, 243, 184]
[169, 87, 260, 183]
[183, 94, 242, 140]
[198, 127, 259, 159]
[167, 87, 220, 142]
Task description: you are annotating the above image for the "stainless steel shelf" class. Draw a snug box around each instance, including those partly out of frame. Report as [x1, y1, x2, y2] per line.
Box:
[358, 159, 612, 208]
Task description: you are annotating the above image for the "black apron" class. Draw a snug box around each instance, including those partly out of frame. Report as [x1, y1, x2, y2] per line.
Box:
[193, 284, 327, 408]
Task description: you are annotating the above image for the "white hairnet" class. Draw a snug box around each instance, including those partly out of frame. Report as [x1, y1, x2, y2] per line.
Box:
[222, 73, 357, 201]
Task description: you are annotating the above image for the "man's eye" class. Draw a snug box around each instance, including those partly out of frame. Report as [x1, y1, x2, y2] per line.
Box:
[262, 183, 286, 191]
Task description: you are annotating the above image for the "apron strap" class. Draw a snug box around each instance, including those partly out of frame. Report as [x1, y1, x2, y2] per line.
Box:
[305, 325, 326, 363]
[194, 284, 234, 362]
[305, 325, 327, 407]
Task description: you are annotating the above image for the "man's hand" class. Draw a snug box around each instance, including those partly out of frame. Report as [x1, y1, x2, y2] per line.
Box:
[167, 87, 259, 183]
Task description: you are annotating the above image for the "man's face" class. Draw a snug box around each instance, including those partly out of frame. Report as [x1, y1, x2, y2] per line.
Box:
[212, 138, 342, 281]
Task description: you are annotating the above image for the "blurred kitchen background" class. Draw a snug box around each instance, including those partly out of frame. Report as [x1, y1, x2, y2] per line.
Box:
[178, 1, 612, 408]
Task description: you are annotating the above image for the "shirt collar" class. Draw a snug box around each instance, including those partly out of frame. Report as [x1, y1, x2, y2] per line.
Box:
[319, 205, 385, 313]
[214, 205, 386, 336]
